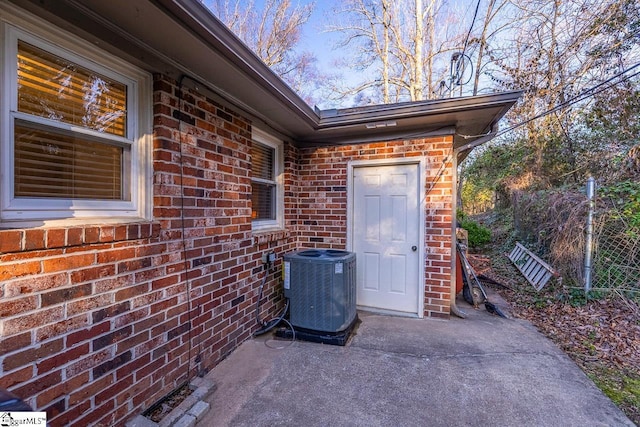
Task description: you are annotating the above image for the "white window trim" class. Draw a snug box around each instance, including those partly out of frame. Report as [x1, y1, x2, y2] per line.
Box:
[251, 127, 284, 232]
[0, 4, 152, 227]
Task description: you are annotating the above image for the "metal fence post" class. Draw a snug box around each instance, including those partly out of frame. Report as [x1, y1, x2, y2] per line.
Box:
[584, 177, 596, 294]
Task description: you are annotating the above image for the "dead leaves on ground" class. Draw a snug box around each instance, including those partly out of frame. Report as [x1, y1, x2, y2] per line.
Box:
[468, 250, 640, 424]
[468, 251, 640, 374]
[513, 298, 640, 372]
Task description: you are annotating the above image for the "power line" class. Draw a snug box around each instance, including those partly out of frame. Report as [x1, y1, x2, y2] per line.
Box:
[494, 62, 640, 138]
[446, 0, 481, 96]
[462, 0, 482, 57]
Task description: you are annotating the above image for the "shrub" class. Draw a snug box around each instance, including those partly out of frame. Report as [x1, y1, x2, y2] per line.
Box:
[600, 180, 640, 229]
[460, 218, 491, 247]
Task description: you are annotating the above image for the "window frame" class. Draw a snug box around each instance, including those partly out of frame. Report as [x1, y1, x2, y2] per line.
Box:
[0, 9, 152, 227]
[251, 128, 284, 232]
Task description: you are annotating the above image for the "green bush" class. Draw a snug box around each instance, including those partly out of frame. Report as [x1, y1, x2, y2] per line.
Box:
[600, 180, 640, 228]
[460, 218, 492, 247]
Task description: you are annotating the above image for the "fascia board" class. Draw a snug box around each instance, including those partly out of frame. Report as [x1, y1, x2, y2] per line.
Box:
[315, 91, 523, 130]
[160, 0, 319, 127]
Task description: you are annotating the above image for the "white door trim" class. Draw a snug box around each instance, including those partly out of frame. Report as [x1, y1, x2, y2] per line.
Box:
[347, 158, 426, 318]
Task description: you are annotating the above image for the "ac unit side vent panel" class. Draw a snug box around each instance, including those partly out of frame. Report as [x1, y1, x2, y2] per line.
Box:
[284, 250, 356, 333]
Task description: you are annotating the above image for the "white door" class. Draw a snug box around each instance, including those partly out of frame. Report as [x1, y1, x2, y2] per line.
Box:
[352, 163, 420, 314]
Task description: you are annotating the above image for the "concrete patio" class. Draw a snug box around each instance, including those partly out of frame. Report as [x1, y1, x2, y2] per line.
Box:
[196, 295, 633, 427]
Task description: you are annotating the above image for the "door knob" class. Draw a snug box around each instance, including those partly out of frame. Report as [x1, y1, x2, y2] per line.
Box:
[411, 246, 417, 252]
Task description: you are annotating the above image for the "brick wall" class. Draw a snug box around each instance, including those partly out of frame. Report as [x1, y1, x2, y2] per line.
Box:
[0, 75, 454, 426]
[297, 139, 455, 318]
[0, 75, 296, 426]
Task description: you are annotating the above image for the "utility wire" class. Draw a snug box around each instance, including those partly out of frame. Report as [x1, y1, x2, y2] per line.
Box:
[177, 75, 203, 381]
[462, 0, 482, 57]
[447, 0, 481, 95]
[495, 62, 640, 138]
[425, 147, 454, 196]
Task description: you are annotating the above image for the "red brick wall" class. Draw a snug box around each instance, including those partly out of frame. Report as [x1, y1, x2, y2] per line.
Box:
[298, 139, 455, 318]
[0, 75, 454, 426]
[0, 75, 296, 426]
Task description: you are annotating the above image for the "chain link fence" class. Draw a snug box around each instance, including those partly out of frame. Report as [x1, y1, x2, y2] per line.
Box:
[591, 205, 640, 294]
[511, 183, 640, 297]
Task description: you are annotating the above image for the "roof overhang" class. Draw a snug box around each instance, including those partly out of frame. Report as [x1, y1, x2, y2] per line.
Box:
[13, 0, 521, 151]
[309, 92, 520, 149]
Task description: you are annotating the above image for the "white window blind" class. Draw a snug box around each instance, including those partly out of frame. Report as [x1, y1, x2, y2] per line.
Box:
[17, 41, 127, 135]
[14, 123, 123, 199]
[251, 141, 276, 221]
[14, 40, 128, 200]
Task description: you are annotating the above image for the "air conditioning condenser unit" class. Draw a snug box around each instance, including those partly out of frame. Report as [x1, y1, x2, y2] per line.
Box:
[283, 249, 356, 334]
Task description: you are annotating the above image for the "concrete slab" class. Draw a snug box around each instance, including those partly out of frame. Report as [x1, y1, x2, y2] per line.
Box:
[196, 297, 633, 427]
[125, 415, 157, 427]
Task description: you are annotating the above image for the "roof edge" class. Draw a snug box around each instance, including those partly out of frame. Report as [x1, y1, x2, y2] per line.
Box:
[158, 0, 320, 127]
[316, 91, 523, 129]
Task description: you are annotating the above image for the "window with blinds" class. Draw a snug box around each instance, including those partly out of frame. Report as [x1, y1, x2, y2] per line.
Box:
[13, 40, 129, 200]
[2, 18, 150, 224]
[251, 141, 276, 221]
[14, 123, 123, 199]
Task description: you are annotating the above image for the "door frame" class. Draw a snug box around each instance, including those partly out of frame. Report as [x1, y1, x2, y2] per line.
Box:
[346, 158, 426, 318]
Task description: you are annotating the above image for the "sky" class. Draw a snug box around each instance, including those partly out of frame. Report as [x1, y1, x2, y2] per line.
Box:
[297, 0, 342, 75]
[222, 0, 488, 108]
[297, 1, 475, 69]
[295, 0, 484, 107]
[239, 0, 343, 72]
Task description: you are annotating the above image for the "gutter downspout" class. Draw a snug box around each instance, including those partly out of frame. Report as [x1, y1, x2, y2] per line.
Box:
[449, 125, 498, 319]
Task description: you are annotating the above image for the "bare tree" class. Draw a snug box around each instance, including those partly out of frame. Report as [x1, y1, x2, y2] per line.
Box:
[205, 0, 319, 102]
[324, 0, 395, 103]
[488, 0, 640, 186]
[327, 0, 461, 104]
[469, 0, 510, 96]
